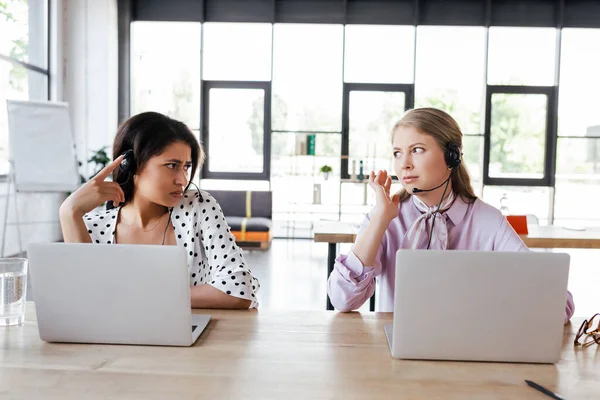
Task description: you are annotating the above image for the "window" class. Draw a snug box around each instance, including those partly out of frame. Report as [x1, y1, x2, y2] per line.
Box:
[344, 25, 415, 84]
[484, 86, 556, 186]
[487, 27, 557, 86]
[201, 82, 271, 180]
[558, 29, 600, 138]
[555, 29, 600, 225]
[272, 24, 343, 132]
[130, 22, 201, 130]
[207, 88, 264, 173]
[0, 0, 49, 175]
[0, 0, 47, 68]
[202, 23, 272, 82]
[489, 93, 548, 180]
[462, 134, 483, 192]
[125, 19, 600, 229]
[415, 26, 486, 136]
[554, 138, 600, 226]
[345, 88, 409, 177]
[482, 186, 551, 225]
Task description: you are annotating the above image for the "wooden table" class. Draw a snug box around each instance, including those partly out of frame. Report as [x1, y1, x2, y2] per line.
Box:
[314, 222, 600, 311]
[523, 225, 600, 249]
[314, 221, 363, 311]
[1, 304, 599, 399]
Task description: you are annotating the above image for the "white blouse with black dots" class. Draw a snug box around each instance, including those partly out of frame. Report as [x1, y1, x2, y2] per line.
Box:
[82, 189, 260, 307]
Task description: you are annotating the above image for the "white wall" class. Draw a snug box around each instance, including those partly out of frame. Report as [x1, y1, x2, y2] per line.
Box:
[63, 0, 118, 172]
[0, 0, 118, 257]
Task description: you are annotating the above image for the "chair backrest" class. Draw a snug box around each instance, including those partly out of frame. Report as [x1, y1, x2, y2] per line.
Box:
[209, 190, 272, 219]
[506, 215, 528, 234]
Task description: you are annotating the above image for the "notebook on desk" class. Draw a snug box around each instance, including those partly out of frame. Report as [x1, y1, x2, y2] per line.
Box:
[385, 250, 570, 363]
[28, 243, 210, 346]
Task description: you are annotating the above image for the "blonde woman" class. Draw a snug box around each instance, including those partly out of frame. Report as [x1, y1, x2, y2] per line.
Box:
[327, 108, 574, 323]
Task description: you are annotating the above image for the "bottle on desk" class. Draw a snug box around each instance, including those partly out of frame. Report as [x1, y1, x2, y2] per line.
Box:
[500, 193, 510, 216]
[357, 160, 364, 181]
[313, 183, 321, 204]
[350, 160, 357, 180]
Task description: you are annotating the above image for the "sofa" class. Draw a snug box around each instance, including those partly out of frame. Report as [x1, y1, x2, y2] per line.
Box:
[208, 190, 272, 250]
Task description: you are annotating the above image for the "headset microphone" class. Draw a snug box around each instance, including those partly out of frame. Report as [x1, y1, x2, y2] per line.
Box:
[411, 142, 462, 250]
[412, 175, 452, 194]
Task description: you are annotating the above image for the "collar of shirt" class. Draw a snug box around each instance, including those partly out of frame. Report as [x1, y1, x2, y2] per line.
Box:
[406, 193, 470, 227]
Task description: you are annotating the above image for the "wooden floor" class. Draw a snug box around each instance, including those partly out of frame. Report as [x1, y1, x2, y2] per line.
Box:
[245, 239, 600, 318]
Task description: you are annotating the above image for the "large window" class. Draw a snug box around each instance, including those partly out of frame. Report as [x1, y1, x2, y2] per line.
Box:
[126, 20, 600, 231]
[482, 27, 559, 216]
[272, 24, 343, 133]
[486, 91, 551, 182]
[202, 23, 272, 82]
[344, 85, 412, 179]
[415, 26, 487, 188]
[130, 22, 201, 130]
[201, 82, 271, 180]
[487, 27, 557, 86]
[344, 25, 414, 84]
[415, 26, 486, 136]
[0, 0, 47, 67]
[343, 25, 415, 180]
[555, 28, 600, 226]
[0, 0, 49, 175]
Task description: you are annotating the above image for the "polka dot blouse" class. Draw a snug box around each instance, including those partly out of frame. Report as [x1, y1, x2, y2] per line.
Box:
[83, 189, 260, 307]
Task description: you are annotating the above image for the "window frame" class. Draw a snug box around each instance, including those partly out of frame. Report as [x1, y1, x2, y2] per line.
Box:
[0, 0, 51, 179]
[483, 85, 558, 187]
[341, 82, 415, 180]
[200, 80, 272, 180]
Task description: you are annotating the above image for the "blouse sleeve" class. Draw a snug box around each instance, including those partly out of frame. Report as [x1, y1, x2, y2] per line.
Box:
[197, 192, 260, 307]
[327, 212, 385, 312]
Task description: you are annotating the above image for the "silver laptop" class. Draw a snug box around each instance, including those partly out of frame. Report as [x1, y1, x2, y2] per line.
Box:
[28, 243, 210, 346]
[384, 250, 570, 363]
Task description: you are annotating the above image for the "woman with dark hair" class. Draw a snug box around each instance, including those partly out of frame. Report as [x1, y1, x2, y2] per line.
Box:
[59, 112, 259, 309]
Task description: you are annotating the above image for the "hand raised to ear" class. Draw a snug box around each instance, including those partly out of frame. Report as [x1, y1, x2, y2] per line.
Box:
[368, 170, 400, 223]
[61, 155, 126, 217]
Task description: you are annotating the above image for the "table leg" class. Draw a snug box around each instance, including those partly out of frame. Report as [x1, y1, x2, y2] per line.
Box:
[326, 242, 376, 312]
[326, 242, 336, 310]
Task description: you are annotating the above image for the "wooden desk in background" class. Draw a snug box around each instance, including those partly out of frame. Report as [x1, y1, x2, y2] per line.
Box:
[1, 304, 599, 399]
[314, 222, 600, 311]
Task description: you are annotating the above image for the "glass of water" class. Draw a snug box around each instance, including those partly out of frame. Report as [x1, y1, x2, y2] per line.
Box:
[0, 258, 28, 326]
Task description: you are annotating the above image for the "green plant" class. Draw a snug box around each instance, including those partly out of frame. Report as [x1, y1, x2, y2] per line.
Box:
[79, 147, 111, 183]
[320, 165, 333, 173]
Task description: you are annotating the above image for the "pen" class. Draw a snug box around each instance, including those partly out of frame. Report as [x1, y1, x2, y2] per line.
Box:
[525, 380, 566, 400]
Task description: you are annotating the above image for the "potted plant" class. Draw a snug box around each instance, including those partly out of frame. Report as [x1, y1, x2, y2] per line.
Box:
[75, 147, 112, 211]
[79, 147, 111, 183]
[320, 165, 333, 180]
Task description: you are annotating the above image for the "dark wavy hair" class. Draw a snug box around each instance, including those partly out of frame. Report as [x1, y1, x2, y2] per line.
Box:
[111, 112, 204, 205]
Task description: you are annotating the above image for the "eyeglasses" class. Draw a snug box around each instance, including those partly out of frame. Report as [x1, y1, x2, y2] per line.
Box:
[574, 313, 600, 347]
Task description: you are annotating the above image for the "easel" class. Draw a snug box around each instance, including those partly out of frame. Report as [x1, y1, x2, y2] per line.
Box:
[1, 161, 23, 257]
[3, 100, 80, 258]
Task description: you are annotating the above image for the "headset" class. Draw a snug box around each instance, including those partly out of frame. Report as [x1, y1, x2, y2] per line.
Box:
[410, 143, 462, 249]
[411, 143, 461, 194]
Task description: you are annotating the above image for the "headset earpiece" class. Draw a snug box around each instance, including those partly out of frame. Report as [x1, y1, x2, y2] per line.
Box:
[445, 143, 462, 170]
[120, 149, 134, 173]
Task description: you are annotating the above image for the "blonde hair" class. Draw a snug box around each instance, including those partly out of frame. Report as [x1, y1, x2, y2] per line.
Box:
[392, 108, 477, 203]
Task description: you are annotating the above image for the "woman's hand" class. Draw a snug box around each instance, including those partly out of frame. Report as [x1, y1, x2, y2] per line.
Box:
[60, 155, 126, 218]
[368, 170, 400, 223]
